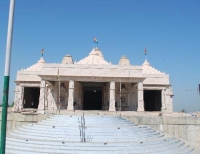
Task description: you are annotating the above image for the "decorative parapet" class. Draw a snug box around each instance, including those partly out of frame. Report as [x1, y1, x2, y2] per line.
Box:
[142, 60, 166, 75]
[20, 57, 45, 72]
[42, 63, 142, 69]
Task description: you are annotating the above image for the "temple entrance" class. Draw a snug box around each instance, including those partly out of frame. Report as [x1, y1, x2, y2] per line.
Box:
[144, 90, 161, 111]
[82, 83, 103, 110]
[23, 87, 40, 109]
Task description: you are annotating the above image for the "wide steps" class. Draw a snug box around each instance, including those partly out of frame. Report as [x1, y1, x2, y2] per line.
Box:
[6, 115, 194, 154]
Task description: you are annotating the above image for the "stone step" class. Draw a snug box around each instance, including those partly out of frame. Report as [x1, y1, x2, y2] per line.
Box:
[6, 139, 183, 150]
[15, 127, 156, 136]
[24, 123, 148, 129]
[6, 136, 176, 146]
[8, 132, 165, 142]
[5, 142, 193, 154]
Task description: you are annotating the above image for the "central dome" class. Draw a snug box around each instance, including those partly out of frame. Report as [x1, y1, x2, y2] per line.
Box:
[77, 48, 110, 65]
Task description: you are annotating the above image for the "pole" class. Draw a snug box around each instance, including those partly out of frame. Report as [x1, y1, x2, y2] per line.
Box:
[196, 86, 198, 113]
[1, 0, 15, 153]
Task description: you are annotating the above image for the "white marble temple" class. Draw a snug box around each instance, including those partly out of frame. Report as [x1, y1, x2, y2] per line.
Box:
[13, 47, 174, 112]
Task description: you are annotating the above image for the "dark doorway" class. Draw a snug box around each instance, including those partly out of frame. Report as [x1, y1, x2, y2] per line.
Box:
[23, 87, 40, 109]
[144, 90, 161, 111]
[83, 87, 102, 110]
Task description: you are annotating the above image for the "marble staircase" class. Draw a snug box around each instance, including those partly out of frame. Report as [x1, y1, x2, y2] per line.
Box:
[6, 114, 195, 154]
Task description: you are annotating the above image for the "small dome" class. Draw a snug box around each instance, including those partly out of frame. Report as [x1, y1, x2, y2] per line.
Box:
[119, 55, 130, 66]
[62, 54, 73, 64]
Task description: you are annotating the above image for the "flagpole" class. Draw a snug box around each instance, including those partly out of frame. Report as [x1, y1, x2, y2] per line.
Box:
[1, 0, 15, 153]
[144, 48, 147, 61]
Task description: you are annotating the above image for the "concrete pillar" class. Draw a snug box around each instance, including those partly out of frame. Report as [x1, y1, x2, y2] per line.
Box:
[109, 81, 116, 111]
[67, 80, 74, 110]
[137, 82, 144, 111]
[38, 80, 46, 113]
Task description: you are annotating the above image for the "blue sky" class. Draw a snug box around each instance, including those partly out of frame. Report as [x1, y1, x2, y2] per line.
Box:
[0, 0, 200, 112]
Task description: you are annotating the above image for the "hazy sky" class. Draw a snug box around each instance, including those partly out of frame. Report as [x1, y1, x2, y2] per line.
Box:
[0, 0, 200, 112]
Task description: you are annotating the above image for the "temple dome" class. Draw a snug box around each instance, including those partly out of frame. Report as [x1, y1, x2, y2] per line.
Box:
[142, 60, 165, 74]
[62, 54, 73, 64]
[23, 57, 45, 71]
[77, 48, 110, 65]
[119, 55, 131, 66]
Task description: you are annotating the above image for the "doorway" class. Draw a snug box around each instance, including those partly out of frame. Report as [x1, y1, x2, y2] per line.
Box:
[83, 86, 102, 110]
[144, 90, 161, 111]
[23, 87, 40, 108]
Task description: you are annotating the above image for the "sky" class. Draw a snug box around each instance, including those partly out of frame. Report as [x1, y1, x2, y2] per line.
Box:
[0, 0, 200, 112]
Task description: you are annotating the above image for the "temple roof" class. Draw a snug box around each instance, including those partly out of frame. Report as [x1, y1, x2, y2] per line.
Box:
[22, 57, 45, 71]
[77, 48, 111, 65]
[142, 60, 165, 75]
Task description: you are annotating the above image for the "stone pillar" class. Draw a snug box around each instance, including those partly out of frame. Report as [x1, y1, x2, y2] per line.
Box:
[109, 81, 116, 111]
[165, 88, 173, 112]
[12, 84, 23, 112]
[47, 86, 57, 110]
[161, 89, 166, 111]
[67, 80, 74, 110]
[38, 80, 46, 113]
[137, 82, 144, 111]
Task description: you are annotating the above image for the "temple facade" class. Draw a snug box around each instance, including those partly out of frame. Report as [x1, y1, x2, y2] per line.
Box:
[13, 48, 173, 112]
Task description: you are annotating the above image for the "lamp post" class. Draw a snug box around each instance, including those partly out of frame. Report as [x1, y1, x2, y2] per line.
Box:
[1, 0, 15, 153]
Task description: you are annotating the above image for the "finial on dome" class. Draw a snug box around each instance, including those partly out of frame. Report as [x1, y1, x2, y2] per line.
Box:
[142, 60, 150, 66]
[38, 57, 45, 63]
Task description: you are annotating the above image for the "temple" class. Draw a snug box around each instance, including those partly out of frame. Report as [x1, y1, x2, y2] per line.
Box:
[13, 47, 173, 112]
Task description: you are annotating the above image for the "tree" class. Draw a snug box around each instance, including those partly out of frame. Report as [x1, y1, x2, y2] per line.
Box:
[181, 109, 185, 113]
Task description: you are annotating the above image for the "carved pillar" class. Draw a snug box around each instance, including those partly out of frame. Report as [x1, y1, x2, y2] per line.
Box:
[12, 84, 23, 112]
[137, 82, 144, 111]
[38, 80, 46, 113]
[161, 89, 166, 111]
[164, 88, 173, 112]
[47, 86, 57, 110]
[67, 80, 74, 110]
[109, 81, 116, 111]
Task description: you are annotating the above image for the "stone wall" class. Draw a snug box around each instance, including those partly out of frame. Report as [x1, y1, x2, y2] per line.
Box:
[123, 115, 200, 147]
[0, 112, 52, 130]
[115, 83, 137, 111]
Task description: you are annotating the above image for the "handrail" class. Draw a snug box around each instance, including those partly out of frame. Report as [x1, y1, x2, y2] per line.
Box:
[78, 113, 86, 142]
